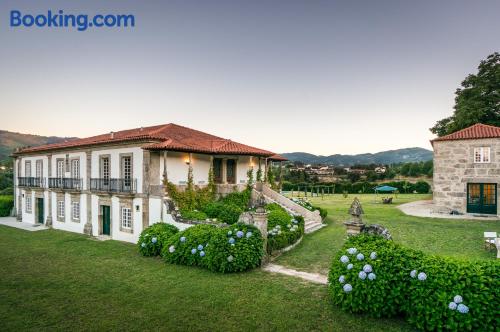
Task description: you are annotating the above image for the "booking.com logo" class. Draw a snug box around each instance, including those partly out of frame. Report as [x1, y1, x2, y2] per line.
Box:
[10, 10, 135, 31]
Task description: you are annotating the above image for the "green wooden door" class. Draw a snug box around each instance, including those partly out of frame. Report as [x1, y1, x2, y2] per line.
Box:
[467, 183, 497, 215]
[36, 198, 44, 224]
[102, 206, 111, 235]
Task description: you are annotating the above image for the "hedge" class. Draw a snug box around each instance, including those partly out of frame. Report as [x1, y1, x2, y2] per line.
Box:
[266, 204, 304, 253]
[0, 195, 14, 217]
[329, 235, 500, 331]
[163, 223, 264, 273]
[283, 180, 431, 194]
[138, 223, 179, 256]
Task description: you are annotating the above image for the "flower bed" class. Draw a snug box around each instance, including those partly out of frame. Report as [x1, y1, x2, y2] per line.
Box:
[163, 223, 264, 273]
[266, 203, 304, 254]
[290, 197, 328, 219]
[329, 235, 500, 331]
[138, 223, 179, 256]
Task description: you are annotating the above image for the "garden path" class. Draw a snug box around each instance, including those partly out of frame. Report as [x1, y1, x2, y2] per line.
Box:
[263, 263, 328, 285]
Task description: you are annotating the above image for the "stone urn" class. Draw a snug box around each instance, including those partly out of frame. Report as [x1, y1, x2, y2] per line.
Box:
[344, 197, 365, 236]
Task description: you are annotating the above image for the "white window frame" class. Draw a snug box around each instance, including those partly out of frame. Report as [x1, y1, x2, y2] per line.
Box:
[36, 160, 43, 179]
[56, 160, 65, 178]
[121, 207, 132, 229]
[57, 200, 65, 219]
[72, 201, 80, 221]
[26, 195, 32, 213]
[474, 147, 490, 163]
[71, 159, 80, 179]
[25, 161, 32, 177]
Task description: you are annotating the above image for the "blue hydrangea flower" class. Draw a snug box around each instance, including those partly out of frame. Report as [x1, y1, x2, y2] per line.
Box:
[191, 248, 197, 254]
[236, 231, 244, 238]
[347, 263, 353, 270]
[417, 272, 427, 281]
[292, 219, 298, 224]
[370, 252, 377, 260]
[356, 253, 364, 261]
[343, 284, 352, 292]
[453, 295, 463, 304]
[151, 237, 158, 244]
[347, 247, 358, 255]
[199, 251, 205, 257]
[180, 236, 186, 243]
[197, 244, 204, 251]
[358, 271, 367, 280]
[340, 255, 349, 264]
[246, 231, 252, 238]
[228, 237, 235, 244]
[363, 264, 373, 273]
[227, 255, 234, 262]
[368, 273, 376, 280]
[141, 242, 146, 248]
[231, 243, 235, 247]
[457, 304, 469, 314]
[227, 231, 232, 236]
[448, 302, 457, 310]
[338, 275, 345, 283]
[410, 270, 417, 278]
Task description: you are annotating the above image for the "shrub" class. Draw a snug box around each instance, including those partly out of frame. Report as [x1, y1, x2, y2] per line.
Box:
[163, 224, 219, 267]
[180, 209, 208, 221]
[312, 205, 328, 219]
[217, 204, 243, 224]
[138, 223, 179, 257]
[203, 201, 224, 218]
[205, 223, 264, 273]
[163, 223, 263, 273]
[328, 235, 500, 331]
[219, 190, 251, 210]
[266, 204, 304, 253]
[0, 195, 14, 217]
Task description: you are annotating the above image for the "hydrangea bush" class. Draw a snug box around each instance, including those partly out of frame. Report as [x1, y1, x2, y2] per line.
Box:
[266, 204, 304, 253]
[328, 234, 500, 331]
[163, 223, 264, 273]
[137, 222, 179, 256]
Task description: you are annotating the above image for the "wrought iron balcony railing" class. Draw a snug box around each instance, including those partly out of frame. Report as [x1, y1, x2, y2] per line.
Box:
[18, 177, 46, 188]
[48, 178, 82, 190]
[90, 178, 137, 194]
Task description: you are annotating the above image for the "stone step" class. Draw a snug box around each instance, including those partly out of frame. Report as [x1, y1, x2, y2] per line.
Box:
[305, 222, 325, 234]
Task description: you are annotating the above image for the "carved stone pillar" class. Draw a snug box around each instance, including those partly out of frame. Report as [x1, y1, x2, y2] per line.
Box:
[250, 208, 269, 265]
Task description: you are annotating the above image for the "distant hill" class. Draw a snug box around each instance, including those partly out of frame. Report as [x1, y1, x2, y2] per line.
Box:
[282, 147, 433, 166]
[0, 130, 78, 162]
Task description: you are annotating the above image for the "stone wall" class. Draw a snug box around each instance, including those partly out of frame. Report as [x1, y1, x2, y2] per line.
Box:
[433, 138, 500, 215]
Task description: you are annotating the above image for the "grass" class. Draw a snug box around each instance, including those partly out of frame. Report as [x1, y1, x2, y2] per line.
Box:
[275, 194, 500, 274]
[0, 226, 410, 331]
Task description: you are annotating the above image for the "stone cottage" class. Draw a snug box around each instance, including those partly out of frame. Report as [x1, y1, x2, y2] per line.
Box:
[432, 123, 500, 216]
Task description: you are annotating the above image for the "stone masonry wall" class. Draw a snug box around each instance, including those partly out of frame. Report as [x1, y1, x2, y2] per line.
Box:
[433, 138, 500, 215]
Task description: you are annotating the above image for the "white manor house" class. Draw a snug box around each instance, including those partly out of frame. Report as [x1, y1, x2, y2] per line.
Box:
[12, 123, 289, 243]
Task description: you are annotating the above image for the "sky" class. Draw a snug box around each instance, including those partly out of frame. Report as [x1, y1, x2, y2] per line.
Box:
[0, 0, 499, 155]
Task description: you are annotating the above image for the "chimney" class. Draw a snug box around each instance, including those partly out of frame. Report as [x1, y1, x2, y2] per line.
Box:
[110, 131, 114, 139]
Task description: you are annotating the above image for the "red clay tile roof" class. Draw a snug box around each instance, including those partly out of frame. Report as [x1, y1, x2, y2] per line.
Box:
[431, 123, 500, 143]
[268, 154, 288, 161]
[14, 123, 276, 157]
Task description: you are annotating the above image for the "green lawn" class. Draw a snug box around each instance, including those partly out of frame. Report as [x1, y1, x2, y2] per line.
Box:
[276, 194, 500, 274]
[0, 226, 410, 331]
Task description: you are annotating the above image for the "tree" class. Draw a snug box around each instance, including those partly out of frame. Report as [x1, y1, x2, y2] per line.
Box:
[431, 52, 500, 136]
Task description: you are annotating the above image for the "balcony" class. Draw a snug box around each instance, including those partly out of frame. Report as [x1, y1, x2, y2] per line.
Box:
[18, 177, 46, 188]
[90, 178, 137, 194]
[48, 178, 82, 191]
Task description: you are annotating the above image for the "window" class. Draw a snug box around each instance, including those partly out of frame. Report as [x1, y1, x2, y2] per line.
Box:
[56, 160, 65, 178]
[121, 207, 132, 229]
[101, 157, 110, 179]
[474, 147, 490, 163]
[57, 200, 65, 219]
[26, 196, 32, 213]
[72, 201, 80, 220]
[25, 161, 32, 177]
[121, 156, 131, 187]
[71, 159, 80, 178]
[36, 160, 43, 178]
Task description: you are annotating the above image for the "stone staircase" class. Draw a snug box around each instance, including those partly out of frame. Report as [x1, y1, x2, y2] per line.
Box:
[257, 184, 325, 234]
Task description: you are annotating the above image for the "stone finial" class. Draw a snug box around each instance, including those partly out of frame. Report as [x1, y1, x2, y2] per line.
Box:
[348, 197, 364, 220]
[255, 192, 267, 213]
